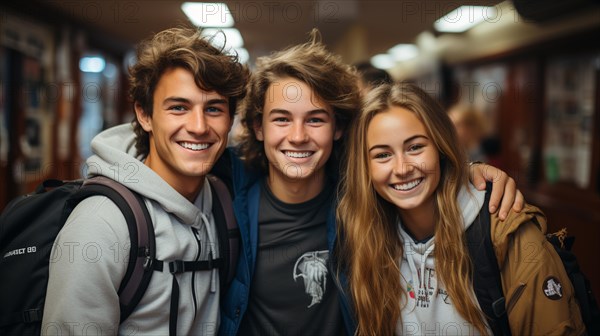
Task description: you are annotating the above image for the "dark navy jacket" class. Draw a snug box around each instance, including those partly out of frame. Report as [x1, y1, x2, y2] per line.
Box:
[216, 149, 356, 335]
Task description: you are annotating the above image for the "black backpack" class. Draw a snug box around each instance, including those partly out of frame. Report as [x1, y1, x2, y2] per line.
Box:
[0, 174, 239, 336]
[466, 183, 600, 335]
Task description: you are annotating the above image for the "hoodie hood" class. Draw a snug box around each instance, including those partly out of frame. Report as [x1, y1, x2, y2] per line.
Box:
[458, 183, 486, 231]
[87, 123, 211, 227]
[46, 123, 223, 334]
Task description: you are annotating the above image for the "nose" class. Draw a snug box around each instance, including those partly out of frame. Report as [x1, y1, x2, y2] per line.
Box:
[288, 121, 308, 143]
[187, 109, 209, 135]
[392, 155, 415, 177]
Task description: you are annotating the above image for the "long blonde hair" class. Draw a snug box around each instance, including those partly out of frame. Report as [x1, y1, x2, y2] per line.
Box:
[337, 83, 488, 335]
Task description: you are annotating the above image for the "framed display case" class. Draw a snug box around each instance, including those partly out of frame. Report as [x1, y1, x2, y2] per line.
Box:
[543, 53, 598, 189]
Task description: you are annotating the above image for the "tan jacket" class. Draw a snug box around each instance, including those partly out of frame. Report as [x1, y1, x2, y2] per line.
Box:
[491, 204, 586, 335]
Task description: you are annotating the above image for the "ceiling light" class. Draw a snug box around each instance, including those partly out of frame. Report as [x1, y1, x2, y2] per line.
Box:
[201, 28, 244, 49]
[434, 6, 497, 33]
[370, 54, 396, 70]
[388, 44, 419, 61]
[79, 56, 105, 73]
[103, 63, 118, 78]
[181, 2, 234, 27]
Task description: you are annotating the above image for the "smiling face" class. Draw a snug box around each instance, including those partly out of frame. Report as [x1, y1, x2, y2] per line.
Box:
[255, 77, 341, 189]
[136, 67, 232, 198]
[367, 106, 440, 216]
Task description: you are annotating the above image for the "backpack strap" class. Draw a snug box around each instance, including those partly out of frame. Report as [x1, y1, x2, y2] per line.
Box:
[207, 174, 240, 289]
[547, 230, 600, 335]
[465, 183, 511, 336]
[78, 176, 155, 322]
[150, 251, 226, 336]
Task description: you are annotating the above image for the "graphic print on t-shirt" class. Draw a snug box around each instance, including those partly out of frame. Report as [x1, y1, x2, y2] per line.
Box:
[293, 250, 329, 308]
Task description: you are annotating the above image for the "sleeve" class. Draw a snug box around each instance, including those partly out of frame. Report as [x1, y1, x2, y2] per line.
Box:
[41, 196, 131, 336]
[500, 218, 586, 335]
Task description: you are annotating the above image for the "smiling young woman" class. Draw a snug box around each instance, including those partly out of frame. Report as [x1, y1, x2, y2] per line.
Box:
[337, 83, 585, 335]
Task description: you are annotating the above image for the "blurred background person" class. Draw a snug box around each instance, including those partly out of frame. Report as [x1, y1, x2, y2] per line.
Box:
[448, 103, 488, 163]
[354, 61, 393, 96]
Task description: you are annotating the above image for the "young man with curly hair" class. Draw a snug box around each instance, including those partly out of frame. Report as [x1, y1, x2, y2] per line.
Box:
[42, 27, 248, 335]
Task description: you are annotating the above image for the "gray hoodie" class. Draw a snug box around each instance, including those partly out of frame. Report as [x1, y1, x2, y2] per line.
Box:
[42, 124, 220, 335]
[395, 183, 490, 335]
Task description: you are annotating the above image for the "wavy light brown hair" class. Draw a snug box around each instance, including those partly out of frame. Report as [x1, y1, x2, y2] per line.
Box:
[238, 29, 360, 176]
[129, 26, 250, 157]
[337, 83, 488, 335]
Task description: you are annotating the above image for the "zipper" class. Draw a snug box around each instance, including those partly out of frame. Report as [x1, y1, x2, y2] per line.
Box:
[191, 227, 202, 319]
[505, 282, 526, 314]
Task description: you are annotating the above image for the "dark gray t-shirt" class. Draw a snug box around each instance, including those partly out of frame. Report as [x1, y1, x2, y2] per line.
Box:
[239, 178, 345, 336]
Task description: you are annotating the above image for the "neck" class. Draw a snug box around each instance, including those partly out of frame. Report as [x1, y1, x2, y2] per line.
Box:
[169, 177, 204, 202]
[266, 167, 326, 204]
[399, 198, 437, 241]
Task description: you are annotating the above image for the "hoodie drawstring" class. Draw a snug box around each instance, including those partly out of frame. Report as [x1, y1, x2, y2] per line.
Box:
[401, 228, 437, 309]
[199, 211, 219, 293]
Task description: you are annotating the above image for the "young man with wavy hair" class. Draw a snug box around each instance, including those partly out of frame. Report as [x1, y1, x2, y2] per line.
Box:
[217, 30, 523, 335]
[42, 27, 248, 335]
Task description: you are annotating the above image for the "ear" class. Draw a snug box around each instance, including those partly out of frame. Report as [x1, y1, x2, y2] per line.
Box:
[254, 119, 264, 141]
[334, 126, 343, 141]
[229, 114, 235, 130]
[135, 103, 152, 132]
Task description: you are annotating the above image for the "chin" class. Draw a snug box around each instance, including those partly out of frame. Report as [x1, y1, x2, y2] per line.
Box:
[384, 197, 415, 210]
[282, 172, 310, 180]
[182, 167, 211, 177]
[278, 166, 311, 180]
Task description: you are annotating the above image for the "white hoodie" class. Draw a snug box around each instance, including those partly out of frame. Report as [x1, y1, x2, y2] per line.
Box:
[42, 124, 220, 335]
[396, 184, 488, 336]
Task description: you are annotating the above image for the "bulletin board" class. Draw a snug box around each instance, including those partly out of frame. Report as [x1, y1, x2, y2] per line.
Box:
[543, 52, 598, 189]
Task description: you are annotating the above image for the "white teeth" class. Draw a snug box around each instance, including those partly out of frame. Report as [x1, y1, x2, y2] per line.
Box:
[285, 151, 312, 158]
[180, 142, 210, 151]
[392, 178, 423, 191]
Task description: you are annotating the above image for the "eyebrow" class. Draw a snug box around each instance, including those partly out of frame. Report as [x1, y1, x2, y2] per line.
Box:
[162, 97, 228, 105]
[163, 97, 190, 105]
[368, 134, 428, 152]
[268, 108, 330, 116]
[206, 98, 228, 105]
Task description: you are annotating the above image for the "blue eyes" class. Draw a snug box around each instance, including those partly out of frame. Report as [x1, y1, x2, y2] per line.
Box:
[169, 105, 186, 111]
[408, 144, 425, 152]
[271, 117, 326, 124]
[374, 153, 392, 159]
[372, 144, 426, 160]
[205, 106, 224, 114]
[168, 105, 224, 113]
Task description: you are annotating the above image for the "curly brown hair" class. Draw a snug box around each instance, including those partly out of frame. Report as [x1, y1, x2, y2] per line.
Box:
[238, 29, 360, 176]
[129, 26, 249, 157]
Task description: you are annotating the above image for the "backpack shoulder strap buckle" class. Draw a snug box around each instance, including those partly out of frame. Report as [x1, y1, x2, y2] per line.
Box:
[169, 260, 186, 274]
